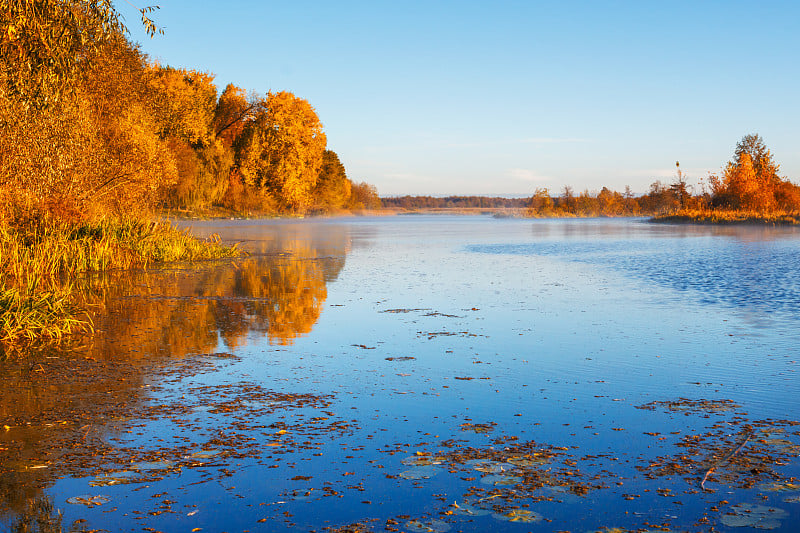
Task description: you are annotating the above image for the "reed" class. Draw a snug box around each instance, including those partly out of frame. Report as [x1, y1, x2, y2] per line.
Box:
[0, 215, 239, 355]
[0, 283, 91, 349]
[652, 209, 800, 225]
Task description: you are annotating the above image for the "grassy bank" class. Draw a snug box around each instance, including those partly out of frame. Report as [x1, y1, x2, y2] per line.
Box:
[0, 216, 238, 355]
[652, 209, 800, 225]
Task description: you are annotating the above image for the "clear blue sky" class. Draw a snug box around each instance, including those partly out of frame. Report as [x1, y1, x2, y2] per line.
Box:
[117, 1, 800, 196]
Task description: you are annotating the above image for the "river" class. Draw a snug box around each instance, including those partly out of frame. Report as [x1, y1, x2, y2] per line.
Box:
[2, 216, 799, 532]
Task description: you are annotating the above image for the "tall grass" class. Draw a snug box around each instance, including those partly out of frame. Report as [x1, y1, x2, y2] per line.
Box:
[0, 216, 239, 355]
[0, 283, 90, 348]
[652, 208, 800, 225]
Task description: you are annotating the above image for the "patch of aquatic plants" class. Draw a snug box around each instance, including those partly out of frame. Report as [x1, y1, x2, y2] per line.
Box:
[0, 216, 238, 354]
[0, 284, 90, 350]
[653, 208, 800, 225]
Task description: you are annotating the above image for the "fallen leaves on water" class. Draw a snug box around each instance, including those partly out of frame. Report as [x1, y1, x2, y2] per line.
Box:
[720, 503, 788, 529]
[447, 501, 489, 516]
[635, 398, 741, 414]
[459, 422, 495, 434]
[491, 508, 543, 522]
[404, 518, 451, 532]
[66, 495, 110, 507]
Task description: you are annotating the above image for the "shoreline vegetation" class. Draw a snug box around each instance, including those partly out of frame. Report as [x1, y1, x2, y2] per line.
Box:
[0, 214, 238, 355]
[652, 209, 800, 226]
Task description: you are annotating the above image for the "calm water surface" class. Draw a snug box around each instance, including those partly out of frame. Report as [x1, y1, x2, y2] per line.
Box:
[2, 216, 800, 532]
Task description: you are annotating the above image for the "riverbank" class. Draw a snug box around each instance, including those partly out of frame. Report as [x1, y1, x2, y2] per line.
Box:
[0, 216, 239, 356]
[159, 205, 392, 221]
[651, 209, 800, 225]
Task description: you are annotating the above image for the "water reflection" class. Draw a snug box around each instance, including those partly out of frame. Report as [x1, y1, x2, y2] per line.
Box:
[0, 223, 350, 524]
[86, 223, 349, 356]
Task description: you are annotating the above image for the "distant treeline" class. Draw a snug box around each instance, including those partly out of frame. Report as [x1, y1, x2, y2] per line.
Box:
[384, 135, 800, 220]
[526, 134, 800, 219]
[381, 196, 529, 209]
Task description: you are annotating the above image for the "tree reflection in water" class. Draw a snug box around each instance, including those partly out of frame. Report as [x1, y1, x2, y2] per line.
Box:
[85, 225, 349, 357]
[0, 224, 349, 527]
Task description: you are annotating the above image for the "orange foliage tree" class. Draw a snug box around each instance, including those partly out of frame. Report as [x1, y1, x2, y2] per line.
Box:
[311, 150, 352, 213]
[235, 91, 327, 212]
[709, 134, 798, 212]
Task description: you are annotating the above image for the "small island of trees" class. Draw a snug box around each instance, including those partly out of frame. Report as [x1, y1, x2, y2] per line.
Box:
[517, 134, 799, 223]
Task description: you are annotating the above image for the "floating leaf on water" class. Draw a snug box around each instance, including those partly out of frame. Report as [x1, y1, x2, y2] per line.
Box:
[758, 482, 800, 493]
[404, 519, 451, 532]
[131, 460, 174, 471]
[449, 501, 490, 517]
[480, 474, 522, 486]
[90, 471, 144, 486]
[540, 485, 583, 503]
[721, 515, 758, 528]
[635, 398, 740, 414]
[66, 495, 110, 507]
[399, 465, 439, 480]
[460, 422, 495, 434]
[783, 495, 800, 503]
[471, 460, 508, 474]
[401, 455, 443, 466]
[188, 450, 222, 460]
[762, 438, 795, 447]
[327, 522, 373, 533]
[491, 509, 543, 523]
[463, 495, 500, 511]
[204, 352, 238, 359]
[283, 487, 316, 501]
[753, 520, 782, 530]
[506, 455, 549, 467]
[720, 503, 788, 529]
[385, 357, 415, 362]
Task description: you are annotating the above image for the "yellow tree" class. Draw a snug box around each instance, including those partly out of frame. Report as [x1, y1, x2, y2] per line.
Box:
[713, 134, 784, 212]
[147, 66, 217, 147]
[348, 182, 381, 210]
[527, 188, 554, 216]
[0, 0, 159, 107]
[0, 34, 177, 218]
[722, 152, 775, 212]
[235, 91, 326, 212]
[213, 84, 260, 148]
[311, 150, 352, 212]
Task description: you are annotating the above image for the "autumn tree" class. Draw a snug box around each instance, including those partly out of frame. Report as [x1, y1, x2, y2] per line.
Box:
[235, 91, 327, 212]
[640, 181, 678, 215]
[311, 150, 352, 212]
[597, 187, 625, 216]
[148, 66, 217, 147]
[558, 186, 576, 214]
[713, 134, 781, 212]
[348, 182, 381, 210]
[0, 34, 177, 218]
[213, 84, 261, 148]
[0, 0, 159, 108]
[527, 188, 554, 216]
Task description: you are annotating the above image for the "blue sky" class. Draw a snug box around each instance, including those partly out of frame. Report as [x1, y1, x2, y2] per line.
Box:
[117, 1, 800, 196]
